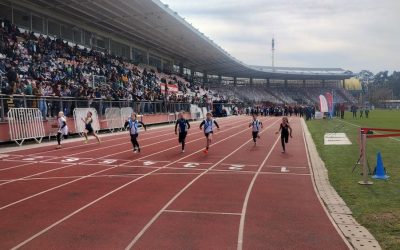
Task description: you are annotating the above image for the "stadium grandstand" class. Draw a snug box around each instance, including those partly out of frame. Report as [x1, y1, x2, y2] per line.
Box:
[0, 0, 356, 138]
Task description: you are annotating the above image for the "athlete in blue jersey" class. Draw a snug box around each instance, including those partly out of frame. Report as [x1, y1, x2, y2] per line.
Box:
[199, 112, 220, 154]
[124, 113, 147, 153]
[249, 114, 263, 145]
[175, 112, 191, 153]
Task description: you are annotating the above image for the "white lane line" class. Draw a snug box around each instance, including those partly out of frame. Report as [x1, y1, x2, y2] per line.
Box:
[0, 162, 38, 172]
[259, 172, 311, 176]
[0, 118, 244, 187]
[164, 209, 241, 216]
[0, 164, 76, 187]
[236, 135, 281, 250]
[124, 117, 280, 249]
[0, 172, 201, 182]
[264, 165, 306, 169]
[10, 116, 268, 250]
[0, 120, 245, 210]
[220, 163, 258, 167]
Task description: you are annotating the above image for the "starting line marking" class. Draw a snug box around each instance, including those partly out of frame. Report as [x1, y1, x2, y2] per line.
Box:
[164, 209, 241, 216]
[183, 163, 200, 168]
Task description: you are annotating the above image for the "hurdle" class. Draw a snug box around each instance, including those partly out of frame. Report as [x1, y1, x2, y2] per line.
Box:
[8, 108, 45, 146]
[358, 127, 400, 185]
[73, 108, 100, 135]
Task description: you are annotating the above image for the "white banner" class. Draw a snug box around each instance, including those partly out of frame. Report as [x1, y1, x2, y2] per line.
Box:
[319, 95, 329, 113]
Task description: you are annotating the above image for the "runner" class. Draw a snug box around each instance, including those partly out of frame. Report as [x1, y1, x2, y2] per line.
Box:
[175, 112, 190, 153]
[55, 111, 68, 149]
[199, 112, 220, 154]
[125, 113, 147, 153]
[249, 113, 263, 145]
[81, 111, 101, 144]
[276, 117, 293, 153]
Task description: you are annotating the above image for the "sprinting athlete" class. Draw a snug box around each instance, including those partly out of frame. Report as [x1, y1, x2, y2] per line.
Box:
[175, 112, 190, 153]
[81, 111, 101, 144]
[124, 113, 147, 153]
[199, 112, 220, 154]
[249, 114, 263, 145]
[276, 117, 292, 153]
[56, 111, 68, 149]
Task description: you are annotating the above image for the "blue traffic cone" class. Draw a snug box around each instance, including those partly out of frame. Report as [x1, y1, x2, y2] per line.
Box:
[372, 152, 389, 180]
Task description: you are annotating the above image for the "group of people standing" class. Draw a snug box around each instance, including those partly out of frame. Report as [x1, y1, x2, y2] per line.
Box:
[350, 105, 370, 119]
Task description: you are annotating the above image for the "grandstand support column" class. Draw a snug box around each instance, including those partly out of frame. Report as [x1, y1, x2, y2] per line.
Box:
[203, 71, 208, 85]
[234, 76, 237, 86]
[303, 79, 306, 88]
[284, 79, 288, 88]
[218, 75, 222, 84]
[191, 69, 195, 81]
[322, 79, 326, 88]
[266, 78, 270, 88]
[179, 63, 184, 75]
[342, 79, 346, 89]
[250, 77, 253, 86]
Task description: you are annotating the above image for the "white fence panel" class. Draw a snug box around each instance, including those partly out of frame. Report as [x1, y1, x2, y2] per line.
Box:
[73, 108, 100, 134]
[8, 108, 45, 146]
[190, 104, 203, 120]
[105, 108, 123, 131]
[121, 107, 133, 123]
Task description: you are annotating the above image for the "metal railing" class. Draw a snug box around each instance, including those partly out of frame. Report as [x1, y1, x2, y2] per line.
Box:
[0, 94, 228, 121]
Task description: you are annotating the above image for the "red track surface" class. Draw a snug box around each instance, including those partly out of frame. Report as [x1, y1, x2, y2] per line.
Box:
[0, 116, 348, 249]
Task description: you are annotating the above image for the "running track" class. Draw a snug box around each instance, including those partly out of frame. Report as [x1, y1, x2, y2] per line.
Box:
[0, 116, 348, 249]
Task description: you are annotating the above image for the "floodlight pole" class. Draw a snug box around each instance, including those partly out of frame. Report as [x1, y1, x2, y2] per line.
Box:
[271, 37, 275, 70]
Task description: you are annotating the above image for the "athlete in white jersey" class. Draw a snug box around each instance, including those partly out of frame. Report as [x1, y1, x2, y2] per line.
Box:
[249, 113, 263, 145]
[199, 112, 220, 154]
[56, 111, 69, 149]
[124, 112, 147, 153]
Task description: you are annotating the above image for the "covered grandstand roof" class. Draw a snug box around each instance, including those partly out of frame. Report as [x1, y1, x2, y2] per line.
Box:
[11, 0, 352, 80]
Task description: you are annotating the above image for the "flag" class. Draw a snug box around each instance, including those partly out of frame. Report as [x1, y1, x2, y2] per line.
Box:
[319, 95, 328, 113]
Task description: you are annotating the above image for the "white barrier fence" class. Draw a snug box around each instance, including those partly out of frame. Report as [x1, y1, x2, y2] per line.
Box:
[105, 108, 124, 132]
[8, 108, 45, 146]
[190, 105, 203, 120]
[73, 108, 100, 135]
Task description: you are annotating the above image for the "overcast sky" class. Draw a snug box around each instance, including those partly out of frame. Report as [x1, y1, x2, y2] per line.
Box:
[162, 0, 400, 73]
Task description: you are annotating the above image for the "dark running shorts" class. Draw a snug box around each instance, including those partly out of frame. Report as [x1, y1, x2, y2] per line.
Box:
[204, 131, 213, 138]
[178, 132, 187, 143]
[85, 124, 94, 134]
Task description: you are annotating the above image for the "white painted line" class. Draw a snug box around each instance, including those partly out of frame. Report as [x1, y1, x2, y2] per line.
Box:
[221, 163, 258, 167]
[264, 165, 306, 169]
[0, 163, 76, 187]
[178, 162, 214, 165]
[237, 134, 281, 250]
[164, 209, 241, 216]
[302, 119, 354, 249]
[259, 172, 310, 176]
[10, 116, 272, 249]
[125, 117, 280, 249]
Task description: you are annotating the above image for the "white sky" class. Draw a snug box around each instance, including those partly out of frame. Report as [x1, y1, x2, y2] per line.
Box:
[161, 0, 400, 73]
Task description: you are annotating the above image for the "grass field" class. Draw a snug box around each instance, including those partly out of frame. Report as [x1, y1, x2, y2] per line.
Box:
[306, 110, 400, 250]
